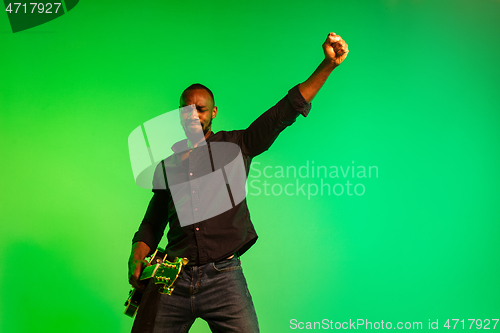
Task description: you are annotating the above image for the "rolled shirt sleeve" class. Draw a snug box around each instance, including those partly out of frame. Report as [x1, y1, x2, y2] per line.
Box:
[288, 84, 311, 117]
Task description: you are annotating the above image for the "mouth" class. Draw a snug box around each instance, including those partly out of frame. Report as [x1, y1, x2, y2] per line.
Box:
[186, 122, 202, 130]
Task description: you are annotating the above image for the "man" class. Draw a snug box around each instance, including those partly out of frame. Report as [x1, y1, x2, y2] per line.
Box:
[128, 32, 349, 332]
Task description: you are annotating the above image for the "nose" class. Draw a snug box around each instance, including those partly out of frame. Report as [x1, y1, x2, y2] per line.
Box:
[189, 109, 199, 120]
[180, 105, 199, 121]
[187, 105, 199, 120]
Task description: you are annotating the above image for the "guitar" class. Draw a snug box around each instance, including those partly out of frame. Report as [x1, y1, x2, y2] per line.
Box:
[124, 247, 189, 317]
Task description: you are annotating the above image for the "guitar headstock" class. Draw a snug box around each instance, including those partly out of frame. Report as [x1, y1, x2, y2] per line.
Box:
[153, 257, 189, 295]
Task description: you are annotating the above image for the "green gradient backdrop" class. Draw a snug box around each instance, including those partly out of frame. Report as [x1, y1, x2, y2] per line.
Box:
[1, 0, 499, 332]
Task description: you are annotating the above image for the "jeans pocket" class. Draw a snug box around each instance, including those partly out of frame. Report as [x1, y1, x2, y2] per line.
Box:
[212, 257, 242, 272]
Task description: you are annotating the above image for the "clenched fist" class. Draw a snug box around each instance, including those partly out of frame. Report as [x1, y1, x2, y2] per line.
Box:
[323, 32, 349, 67]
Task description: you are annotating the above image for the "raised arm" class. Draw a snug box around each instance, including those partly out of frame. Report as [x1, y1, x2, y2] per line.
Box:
[299, 32, 349, 103]
[239, 32, 349, 157]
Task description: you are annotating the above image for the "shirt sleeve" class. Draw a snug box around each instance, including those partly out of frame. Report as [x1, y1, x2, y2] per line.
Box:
[288, 84, 311, 117]
[132, 161, 171, 254]
[239, 84, 311, 157]
[132, 190, 170, 254]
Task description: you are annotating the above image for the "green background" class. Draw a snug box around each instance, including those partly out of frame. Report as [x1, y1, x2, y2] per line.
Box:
[1, 0, 499, 332]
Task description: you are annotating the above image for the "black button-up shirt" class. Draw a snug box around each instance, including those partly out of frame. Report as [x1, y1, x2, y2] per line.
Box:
[132, 84, 311, 265]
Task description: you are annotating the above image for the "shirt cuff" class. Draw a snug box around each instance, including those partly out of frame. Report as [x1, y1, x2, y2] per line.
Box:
[132, 224, 158, 254]
[287, 84, 312, 117]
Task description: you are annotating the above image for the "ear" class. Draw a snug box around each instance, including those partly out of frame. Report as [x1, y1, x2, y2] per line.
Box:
[211, 106, 218, 119]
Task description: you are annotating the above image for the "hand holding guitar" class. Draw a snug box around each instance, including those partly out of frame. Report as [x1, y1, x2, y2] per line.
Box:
[128, 241, 151, 292]
[125, 245, 190, 317]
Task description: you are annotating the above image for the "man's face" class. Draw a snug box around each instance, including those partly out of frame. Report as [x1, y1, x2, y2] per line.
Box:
[179, 89, 217, 137]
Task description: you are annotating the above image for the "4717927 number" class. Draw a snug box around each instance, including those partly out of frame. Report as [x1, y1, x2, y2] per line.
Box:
[5, 3, 62, 14]
[443, 319, 499, 330]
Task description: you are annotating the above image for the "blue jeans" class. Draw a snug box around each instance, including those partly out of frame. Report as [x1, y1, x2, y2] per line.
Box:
[152, 256, 259, 333]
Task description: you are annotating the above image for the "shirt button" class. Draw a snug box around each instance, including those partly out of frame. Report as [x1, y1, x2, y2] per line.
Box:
[195, 227, 199, 231]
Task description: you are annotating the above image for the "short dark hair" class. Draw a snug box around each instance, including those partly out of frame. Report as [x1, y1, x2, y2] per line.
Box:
[181, 83, 215, 105]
